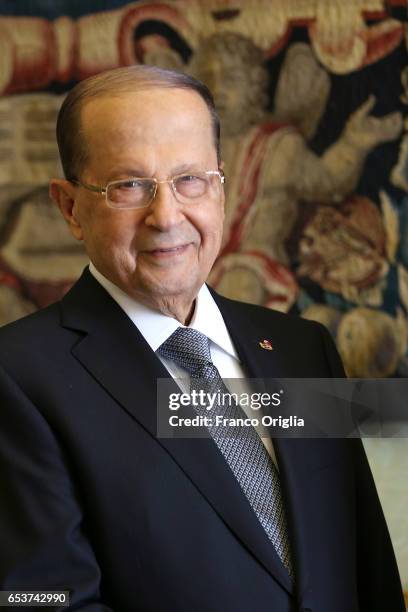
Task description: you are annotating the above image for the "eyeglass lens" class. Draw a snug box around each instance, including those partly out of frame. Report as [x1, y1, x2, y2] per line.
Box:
[106, 173, 219, 209]
[108, 179, 156, 208]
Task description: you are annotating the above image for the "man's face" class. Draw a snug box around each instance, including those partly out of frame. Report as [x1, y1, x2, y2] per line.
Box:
[61, 88, 224, 313]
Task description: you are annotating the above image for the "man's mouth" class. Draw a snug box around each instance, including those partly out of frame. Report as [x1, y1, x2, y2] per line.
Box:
[145, 244, 191, 257]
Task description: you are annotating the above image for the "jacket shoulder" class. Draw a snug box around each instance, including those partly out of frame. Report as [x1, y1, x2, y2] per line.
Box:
[212, 292, 345, 377]
[0, 303, 61, 341]
[0, 302, 72, 371]
[214, 292, 326, 335]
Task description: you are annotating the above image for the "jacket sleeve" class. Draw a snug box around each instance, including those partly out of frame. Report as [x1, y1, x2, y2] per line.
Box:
[318, 322, 405, 610]
[0, 365, 114, 611]
[350, 439, 405, 611]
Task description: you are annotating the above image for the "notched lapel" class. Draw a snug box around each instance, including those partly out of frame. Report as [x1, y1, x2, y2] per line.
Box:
[60, 270, 294, 596]
[210, 292, 289, 380]
[212, 291, 355, 601]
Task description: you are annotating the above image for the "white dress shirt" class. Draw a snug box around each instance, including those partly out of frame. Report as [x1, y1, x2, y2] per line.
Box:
[89, 263, 276, 462]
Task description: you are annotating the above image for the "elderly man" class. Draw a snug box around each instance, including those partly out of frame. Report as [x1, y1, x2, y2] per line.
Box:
[0, 66, 404, 612]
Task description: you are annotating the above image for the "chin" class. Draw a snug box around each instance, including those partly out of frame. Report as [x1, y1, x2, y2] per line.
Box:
[135, 275, 198, 300]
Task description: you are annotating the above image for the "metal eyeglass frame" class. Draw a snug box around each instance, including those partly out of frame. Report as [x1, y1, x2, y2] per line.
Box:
[70, 170, 225, 209]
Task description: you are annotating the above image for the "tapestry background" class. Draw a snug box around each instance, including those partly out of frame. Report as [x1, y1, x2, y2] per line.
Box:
[0, 0, 407, 594]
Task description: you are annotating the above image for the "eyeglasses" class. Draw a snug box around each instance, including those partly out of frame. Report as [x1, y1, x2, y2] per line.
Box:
[70, 170, 225, 210]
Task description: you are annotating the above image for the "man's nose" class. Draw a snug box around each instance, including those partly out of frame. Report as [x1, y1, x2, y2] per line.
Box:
[144, 182, 184, 230]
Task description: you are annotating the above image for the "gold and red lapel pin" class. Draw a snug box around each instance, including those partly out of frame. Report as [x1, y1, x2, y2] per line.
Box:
[259, 339, 273, 351]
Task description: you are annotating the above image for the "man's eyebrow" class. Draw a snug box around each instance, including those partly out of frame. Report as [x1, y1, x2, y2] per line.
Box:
[107, 167, 148, 180]
[171, 163, 202, 175]
[107, 164, 203, 180]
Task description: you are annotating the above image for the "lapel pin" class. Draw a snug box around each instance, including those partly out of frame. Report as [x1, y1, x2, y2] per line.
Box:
[259, 339, 273, 351]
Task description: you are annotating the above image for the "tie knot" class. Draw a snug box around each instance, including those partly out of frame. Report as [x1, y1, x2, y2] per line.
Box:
[157, 327, 212, 376]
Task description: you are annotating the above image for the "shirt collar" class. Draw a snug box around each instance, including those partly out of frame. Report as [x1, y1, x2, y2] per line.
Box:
[89, 263, 239, 360]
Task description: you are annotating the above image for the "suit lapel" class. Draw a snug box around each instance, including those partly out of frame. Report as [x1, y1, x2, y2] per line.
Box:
[212, 292, 355, 605]
[210, 290, 297, 380]
[212, 292, 310, 594]
[60, 270, 294, 595]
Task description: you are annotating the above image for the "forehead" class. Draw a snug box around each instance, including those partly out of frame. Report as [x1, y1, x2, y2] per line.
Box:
[81, 88, 213, 147]
[79, 88, 217, 177]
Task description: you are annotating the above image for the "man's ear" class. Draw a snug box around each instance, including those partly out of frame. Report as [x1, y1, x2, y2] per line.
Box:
[49, 179, 84, 241]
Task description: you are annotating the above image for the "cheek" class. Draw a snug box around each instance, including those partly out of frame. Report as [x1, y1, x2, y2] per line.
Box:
[195, 209, 224, 253]
[89, 211, 138, 246]
[211, 203, 225, 242]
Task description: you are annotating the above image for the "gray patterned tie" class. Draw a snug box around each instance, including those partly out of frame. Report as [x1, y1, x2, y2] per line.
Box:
[158, 326, 293, 577]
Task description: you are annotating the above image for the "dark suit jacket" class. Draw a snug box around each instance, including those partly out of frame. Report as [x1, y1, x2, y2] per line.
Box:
[0, 269, 404, 612]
